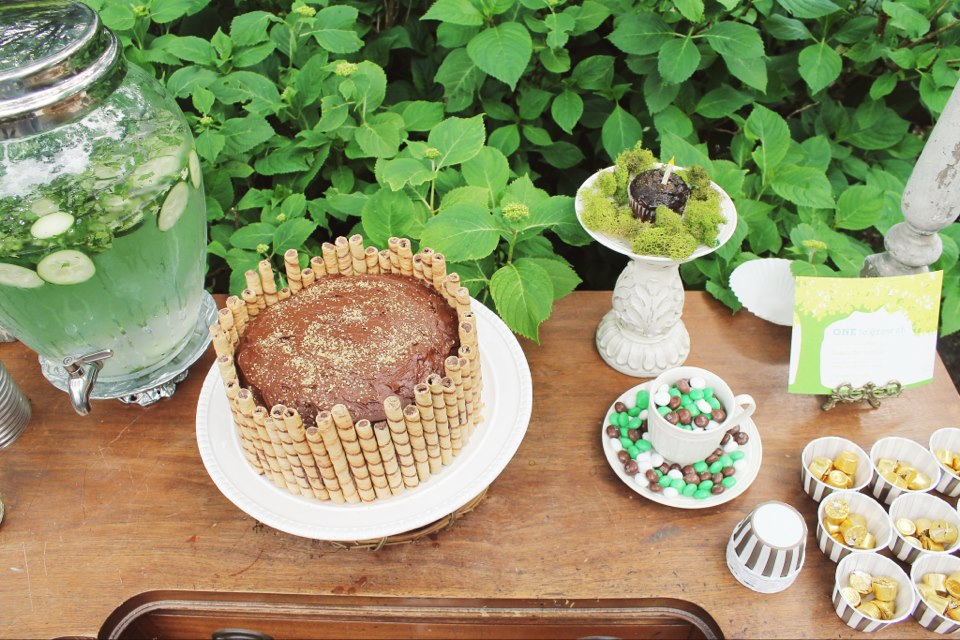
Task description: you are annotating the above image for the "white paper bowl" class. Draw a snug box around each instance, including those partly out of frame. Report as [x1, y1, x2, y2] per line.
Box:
[801, 436, 872, 503]
[868, 437, 941, 506]
[889, 492, 960, 564]
[929, 428, 960, 497]
[729, 258, 795, 326]
[833, 553, 917, 632]
[910, 553, 960, 633]
[817, 491, 891, 563]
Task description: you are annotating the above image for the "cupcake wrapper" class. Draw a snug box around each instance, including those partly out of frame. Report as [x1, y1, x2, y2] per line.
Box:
[832, 585, 890, 633]
[869, 436, 941, 506]
[833, 553, 916, 632]
[726, 540, 800, 594]
[801, 436, 872, 503]
[929, 428, 960, 498]
[816, 491, 890, 564]
[911, 554, 960, 634]
[888, 492, 960, 564]
[729, 503, 806, 579]
[913, 601, 960, 634]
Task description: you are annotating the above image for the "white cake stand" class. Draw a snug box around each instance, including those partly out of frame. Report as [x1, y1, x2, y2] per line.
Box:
[575, 166, 738, 377]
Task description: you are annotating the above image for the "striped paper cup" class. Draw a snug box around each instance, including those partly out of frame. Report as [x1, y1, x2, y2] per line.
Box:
[816, 491, 891, 563]
[801, 436, 871, 502]
[910, 553, 960, 634]
[833, 553, 916, 632]
[889, 492, 960, 564]
[868, 437, 941, 506]
[929, 428, 960, 498]
[728, 501, 807, 583]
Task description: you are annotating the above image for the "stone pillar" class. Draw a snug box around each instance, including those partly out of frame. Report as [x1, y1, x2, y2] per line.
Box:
[862, 83, 960, 276]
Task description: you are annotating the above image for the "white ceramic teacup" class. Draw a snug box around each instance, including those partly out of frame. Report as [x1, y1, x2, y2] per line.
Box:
[646, 366, 756, 465]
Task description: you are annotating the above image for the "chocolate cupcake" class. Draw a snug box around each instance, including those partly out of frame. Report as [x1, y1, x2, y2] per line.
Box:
[628, 168, 691, 223]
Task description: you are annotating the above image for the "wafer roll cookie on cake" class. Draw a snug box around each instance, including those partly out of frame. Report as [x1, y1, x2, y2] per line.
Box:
[454, 287, 471, 318]
[349, 234, 366, 275]
[300, 267, 315, 290]
[443, 273, 461, 305]
[442, 377, 462, 455]
[253, 406, 286, 488]
[277, 287, 291, 301]
[431, 253, 447, 291]
[404, 404, 431, 482]
[355, 419, 391, 500]
[244, 269, 265, 310]
[332, 404, 376, 503]
[413, 254, 424, 281]
[446, 356, 469, 442]
[316, 410, 360, 504]
[378, 249, 392, 274]
[428, 374, 453, 465]
[305, 425, 345, 504]
[283, 407, 327, 500]
[209, 324, 232, 358]
[335, 236, 353, 275]
[258, 260, 279, 306]
[415, 383, 442, 473]
[217, 307, 238, 345]
[215, 353, 238, 386]
[321, 242, 339, 275]
[384, 396, 418, 488]
[420, 247, 434, 283]
[241, 289, 260, 318]
[387, 237, 401, 272]
[365, 246, 380, 274]
[374, 421, 404, 495]
[283, 249, 302, 294]
[231, 388, 263, 473]
[226, 295, 248, 336]
[271, 405, 312, 496]
[310, 255, 326, 278]
[265, 414, 303, 494]
[398, 238, 413, 276]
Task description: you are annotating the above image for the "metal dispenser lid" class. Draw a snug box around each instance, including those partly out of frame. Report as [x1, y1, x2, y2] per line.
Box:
[0, 1, 121, 126]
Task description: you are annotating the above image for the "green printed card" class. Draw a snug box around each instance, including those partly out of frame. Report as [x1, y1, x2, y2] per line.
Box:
[788, 272, 944, 394]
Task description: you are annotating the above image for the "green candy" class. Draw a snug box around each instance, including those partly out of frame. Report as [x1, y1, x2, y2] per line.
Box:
[619, 426, 629, 438]
[730, 450, 745, 461]
[635, 389, 650, 407]
[681, 395, 693, 407]
[722, 476, 737, 488]
[719, 455, 733, 468]
[657, 406, 671, 417]
[682, 483, 697, 497]
[655, 469, 663, 478]
[683, 424, 694, 431]
[658, 475, 671, 487]
[708, 397, 721, 410]
[619, 436, 632, 449]
[669, 478, 685, 491]
[703, 387, 714, 398]
[689, 405, 700, 418]
[694, 489, 711, 500]
[669, 387, 681, 397]
[618, 412, 629, 427]
[610, 413, 619, 426]
[627, 417, 642, 429]
[709, 460, 723, 474]
[627, 445, 639, 459]
[698, 480, 713, 491]
[636, 439, 652, 452]
[693, 461, 708, 473]
[690, 388, 704, 400]
[627, 406, 641, 417]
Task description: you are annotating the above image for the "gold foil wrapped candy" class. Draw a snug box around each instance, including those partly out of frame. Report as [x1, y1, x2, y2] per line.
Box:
[877, 458, 931, 490]
[872, 576, 899, 602]
[850, 572, 900, 620]
[809, 451, 859, 488]
[850, 570, 874, 595]
[898, 517, 958, 552]
[841, 587, 862, 607]
[935, 448, 960, 478]
[917, 572, 960, 620]
[821, 499, 877, 550]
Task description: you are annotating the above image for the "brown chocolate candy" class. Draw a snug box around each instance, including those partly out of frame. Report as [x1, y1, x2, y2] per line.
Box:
[681, 464, 695, 475]
[683, 473, 699, 485]
[645, 469, 659, 483]
[735, 431, 749, 445]
[726, 424, 739, 436]
[676, 378, 692, 394]
[665, 412, 679, 425]
[711, 484, 725, 495]
[669, 463, 681, 472]
[705, 454, 719, 465]
[712, 409, 727, 423]
[606, 425, 620, 438]
[677, 408, 692, 425]
[658, 463, 670, 475]
[694, 415, 709, 428]
[668, 395, 681, 410]
[714, 447, 724, 456]
[720, 432, 732, 445]
[649, 482, 663, 492]
[624, 460, 638, 475]
[713, 472, 723, 485]
[627, 429, 640, 442]
[722, 466, 736, 477]
[617, 450, 630, 463]
[614, 401, 627, 413]
[699, 471, 712, 482]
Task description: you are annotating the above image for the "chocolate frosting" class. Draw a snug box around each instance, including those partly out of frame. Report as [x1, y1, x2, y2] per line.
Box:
[235, 274, 460, 426]
[628, 168, 690, 222]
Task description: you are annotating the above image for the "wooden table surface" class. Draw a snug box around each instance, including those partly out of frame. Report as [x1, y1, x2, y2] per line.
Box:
[1, 291, 959, 639]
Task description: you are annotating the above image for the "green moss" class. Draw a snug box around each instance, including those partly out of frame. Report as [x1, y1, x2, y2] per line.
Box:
[596, 170, 617, 198]
[684, 164, 711, 192]
[613, 164, 630, 203]
[628, 226, 699, 260]
[582, 191, 639, 236]
[654, 205, 684, 234]
[684, 192, 726, 246]
[615, 142, 656, 176]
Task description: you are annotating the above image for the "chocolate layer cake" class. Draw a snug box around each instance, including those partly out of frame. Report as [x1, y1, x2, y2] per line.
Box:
[235, 273, 460, 425]
[628, 168, 690, 222]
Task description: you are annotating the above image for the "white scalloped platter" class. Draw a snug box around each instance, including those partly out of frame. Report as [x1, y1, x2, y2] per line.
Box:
[574, 165, 738, 264]
[601, 381, 762, 510]
[729, 258, 796, 326]
[196, 301, 532, 540]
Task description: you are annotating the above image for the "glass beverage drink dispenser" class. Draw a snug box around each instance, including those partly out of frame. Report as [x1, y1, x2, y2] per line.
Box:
[0, 1, 215, 414]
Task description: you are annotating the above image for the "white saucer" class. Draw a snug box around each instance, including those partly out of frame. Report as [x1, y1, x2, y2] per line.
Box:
[601, 381, 762, 509]
[196, 301, 532, 540]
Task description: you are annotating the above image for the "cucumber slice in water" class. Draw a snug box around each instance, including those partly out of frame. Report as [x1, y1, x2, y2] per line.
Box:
[128, 155, 182, 193]
[37, 250, 96, 285]
[30, 197, 59, 217]
[188, 150, 202, 190]
[30, 211, 74, 239]
[0, 263, 43, 288]
[158, 181, 189, 231]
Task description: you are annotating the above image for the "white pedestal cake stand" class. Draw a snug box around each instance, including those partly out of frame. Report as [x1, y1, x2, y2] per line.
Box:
[574, 167, 738, 377]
